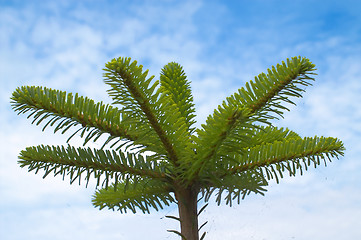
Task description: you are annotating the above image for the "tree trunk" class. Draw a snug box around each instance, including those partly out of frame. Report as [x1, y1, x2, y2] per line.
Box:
[175, 186, 199, 240]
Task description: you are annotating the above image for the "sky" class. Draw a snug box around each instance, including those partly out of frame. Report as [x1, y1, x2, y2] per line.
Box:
[1, 0, 361, 239]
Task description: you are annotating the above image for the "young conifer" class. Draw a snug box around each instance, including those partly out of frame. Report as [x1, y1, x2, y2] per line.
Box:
[11, 56, 344, 239]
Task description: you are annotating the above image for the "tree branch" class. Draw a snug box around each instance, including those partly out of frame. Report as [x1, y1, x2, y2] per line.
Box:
[19, 145, 167, 187]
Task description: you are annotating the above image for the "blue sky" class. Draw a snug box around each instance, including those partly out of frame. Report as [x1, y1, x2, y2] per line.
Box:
[1, 0, 361, 239]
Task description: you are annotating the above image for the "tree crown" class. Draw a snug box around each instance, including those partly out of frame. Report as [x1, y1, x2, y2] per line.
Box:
[11, 56, 344, 230]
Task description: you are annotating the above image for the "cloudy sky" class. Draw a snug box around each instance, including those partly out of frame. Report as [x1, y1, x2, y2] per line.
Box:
[1, 0, 361, 239]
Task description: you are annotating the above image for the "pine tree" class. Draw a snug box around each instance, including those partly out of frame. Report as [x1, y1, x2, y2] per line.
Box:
[11, 56, 345, 240]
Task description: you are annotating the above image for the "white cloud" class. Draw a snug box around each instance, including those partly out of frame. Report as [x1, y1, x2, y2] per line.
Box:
[201, 178, 361, 240]
[1, 204, 180, 240]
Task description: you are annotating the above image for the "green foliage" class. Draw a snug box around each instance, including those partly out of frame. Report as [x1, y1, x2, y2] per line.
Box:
[191, 57, 317, 181]
[11, 86, 136, 149]
[103, 57, 196, 165]
[93, 179, 175, 213]
[19, 145, 166, 188]
[11, 56, 345, 218]
[160, 62, 196, 134]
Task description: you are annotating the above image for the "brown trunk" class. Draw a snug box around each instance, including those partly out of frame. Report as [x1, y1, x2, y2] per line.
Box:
[175, 186, 199, 240]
